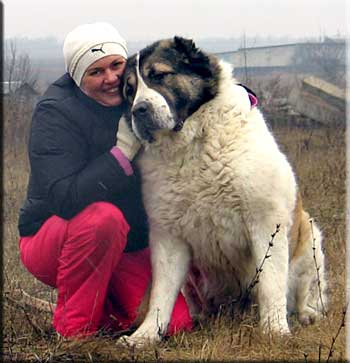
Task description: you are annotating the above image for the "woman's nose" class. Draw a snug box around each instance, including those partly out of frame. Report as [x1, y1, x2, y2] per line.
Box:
[105, 69, 118, 83]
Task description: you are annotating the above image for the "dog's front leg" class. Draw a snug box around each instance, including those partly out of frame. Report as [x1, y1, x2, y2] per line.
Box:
[120, 228, 191, 347]
[249, 223, 290, 335]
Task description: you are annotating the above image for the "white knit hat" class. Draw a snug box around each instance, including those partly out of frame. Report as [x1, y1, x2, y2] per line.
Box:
[63, 22, 128, 86]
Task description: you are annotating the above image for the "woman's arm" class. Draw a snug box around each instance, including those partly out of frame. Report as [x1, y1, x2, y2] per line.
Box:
[29, 103, 136, 219]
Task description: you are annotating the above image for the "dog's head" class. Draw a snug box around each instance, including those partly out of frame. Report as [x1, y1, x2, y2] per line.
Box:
[122, 36, 221, 143]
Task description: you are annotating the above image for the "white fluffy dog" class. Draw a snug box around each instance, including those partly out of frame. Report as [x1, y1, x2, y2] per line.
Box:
[120, 37, 327, 345]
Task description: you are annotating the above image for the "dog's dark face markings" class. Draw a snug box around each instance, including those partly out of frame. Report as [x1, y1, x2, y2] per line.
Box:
[122, 36, 220, 142]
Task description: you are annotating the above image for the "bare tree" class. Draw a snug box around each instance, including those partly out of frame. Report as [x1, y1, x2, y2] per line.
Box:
[4, 39, 39, 156]
[4, 39, 39, 92]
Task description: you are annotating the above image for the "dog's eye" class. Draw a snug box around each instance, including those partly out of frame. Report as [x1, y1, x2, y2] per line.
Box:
[150, 70, 174, 82]
[150, 71, 166, 81]
[125, 84, 134, 97]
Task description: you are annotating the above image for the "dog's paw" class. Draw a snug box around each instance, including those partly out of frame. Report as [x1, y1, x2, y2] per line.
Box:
[116, 335, 141, 348]
[117, 332, 161, 348]
[298, 306, 322, 326]
[260, 319, 291, 336]
[262, 325, 291, 336]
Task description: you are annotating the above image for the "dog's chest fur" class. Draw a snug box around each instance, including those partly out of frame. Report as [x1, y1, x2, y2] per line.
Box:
[138, 92, 294, 277]
[139, 143, 248, 270]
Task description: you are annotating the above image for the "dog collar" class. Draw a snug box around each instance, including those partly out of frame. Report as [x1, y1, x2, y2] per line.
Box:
[237, 84, 258, 108]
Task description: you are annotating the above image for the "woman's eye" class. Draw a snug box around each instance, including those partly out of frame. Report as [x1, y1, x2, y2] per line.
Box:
[112, 61, 126, 69]
[89, 69, 101, 76]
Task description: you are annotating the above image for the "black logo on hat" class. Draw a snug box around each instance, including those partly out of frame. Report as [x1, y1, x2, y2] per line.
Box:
[91, 44, 105, 54]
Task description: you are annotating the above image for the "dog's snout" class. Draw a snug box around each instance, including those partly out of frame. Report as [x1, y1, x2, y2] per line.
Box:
[132, 101, 150, 118]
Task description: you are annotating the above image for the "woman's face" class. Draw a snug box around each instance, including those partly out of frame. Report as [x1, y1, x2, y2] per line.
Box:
[81, 55, 127, 107]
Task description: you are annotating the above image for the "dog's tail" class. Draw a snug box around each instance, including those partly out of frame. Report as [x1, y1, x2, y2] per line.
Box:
[288, 192, 327, 321]
[289, 192, 324, 264]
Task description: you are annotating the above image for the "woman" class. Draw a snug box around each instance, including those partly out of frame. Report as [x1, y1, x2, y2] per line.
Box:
[18, 22, 192, 338]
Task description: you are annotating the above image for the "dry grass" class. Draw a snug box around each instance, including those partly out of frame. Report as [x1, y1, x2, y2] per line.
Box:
[3, 99, 346, 362]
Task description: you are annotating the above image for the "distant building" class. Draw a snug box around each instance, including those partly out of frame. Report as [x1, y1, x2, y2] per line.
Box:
[2, 81, 40, 105]
[214, 39, 346, 125]
[2, 81, 23, 95]
[215, 40, 345, 78]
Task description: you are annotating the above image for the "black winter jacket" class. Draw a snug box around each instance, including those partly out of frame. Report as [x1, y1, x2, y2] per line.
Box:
[18, 73, 149, 252]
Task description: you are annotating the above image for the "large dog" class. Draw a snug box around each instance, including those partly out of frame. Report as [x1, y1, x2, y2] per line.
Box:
[121, 37, 327, 345]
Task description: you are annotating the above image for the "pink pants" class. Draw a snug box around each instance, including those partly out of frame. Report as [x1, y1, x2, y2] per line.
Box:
[19, 202, 192, 338]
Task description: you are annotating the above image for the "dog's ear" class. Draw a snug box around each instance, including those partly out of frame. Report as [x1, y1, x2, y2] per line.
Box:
[121, 55, 137, 105]
[121, 73, 128, 99]
[173, 36, 212, 78]
[173, 36, 198, 58]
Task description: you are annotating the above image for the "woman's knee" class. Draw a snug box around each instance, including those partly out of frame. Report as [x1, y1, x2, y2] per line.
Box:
[18, 216, 68, 287]
[83, 202, 129, 248]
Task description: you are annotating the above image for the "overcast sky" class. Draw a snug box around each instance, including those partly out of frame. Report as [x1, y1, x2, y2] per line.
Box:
[4, 0, 348, 41]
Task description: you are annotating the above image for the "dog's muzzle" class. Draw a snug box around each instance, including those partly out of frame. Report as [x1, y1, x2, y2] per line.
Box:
[131, 101, 161, 143]
[132, 101, 150, 119]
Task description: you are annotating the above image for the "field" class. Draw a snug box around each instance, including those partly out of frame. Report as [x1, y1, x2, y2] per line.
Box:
[3, 97, 346, 362]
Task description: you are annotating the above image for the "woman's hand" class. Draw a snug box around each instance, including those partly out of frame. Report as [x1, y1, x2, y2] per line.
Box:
[116, 117, 141, 160]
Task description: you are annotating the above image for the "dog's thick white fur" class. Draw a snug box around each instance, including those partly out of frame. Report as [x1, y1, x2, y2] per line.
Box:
[123, 61, 327, 346]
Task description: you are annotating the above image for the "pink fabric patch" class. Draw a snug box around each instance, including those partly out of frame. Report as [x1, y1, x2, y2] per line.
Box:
[248, 93, 258, 108]
[237, 83, 258, 108]
[110, 146, 133, 176]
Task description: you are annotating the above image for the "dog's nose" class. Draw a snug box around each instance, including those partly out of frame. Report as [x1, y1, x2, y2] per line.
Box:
[132, 101, 149, 118]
